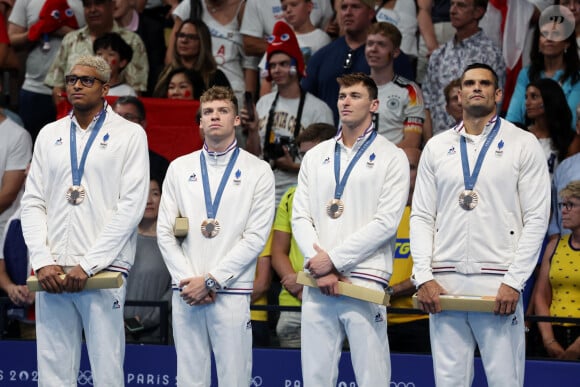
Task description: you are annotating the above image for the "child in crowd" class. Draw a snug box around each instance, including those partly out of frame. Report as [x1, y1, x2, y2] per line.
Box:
[93, 32, 136, 97]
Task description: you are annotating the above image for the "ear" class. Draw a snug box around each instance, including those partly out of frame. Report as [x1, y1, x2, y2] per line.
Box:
[119, 59, 128, 71]
[494, 88, 503, 106]
[369, 98, 379, 113]
[393, 47, 401, 59]
[234, 115, 241, 126]
[474, 5, 486, 21]
[101, 82, 110, 98]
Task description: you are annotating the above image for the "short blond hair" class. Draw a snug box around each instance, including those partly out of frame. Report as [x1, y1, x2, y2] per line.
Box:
[200, 86, 239, 113]
[70, 55, 111, 83]
[560, 180, 580, 200]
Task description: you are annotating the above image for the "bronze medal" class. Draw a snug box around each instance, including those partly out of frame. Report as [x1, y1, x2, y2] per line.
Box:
[201, 219, 220, 238]
[459, 190, 478, 210]
[66, 185, 86, 205]
[326, 199, 344, 219]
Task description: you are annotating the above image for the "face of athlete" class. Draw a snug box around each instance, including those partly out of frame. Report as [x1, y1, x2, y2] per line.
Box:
[337, 82, 378, 129]
[365, 32, 399, 70]
[268, 52, 296, 87]
[561, 195, 580, 230]
[66, 65, 109, 113]
[525, 85, 545, 120]
[143, 179, 161, 221]
[167, 72, 194, 100]
[199, 99, 240, 146]
[458, 68, 502, 118]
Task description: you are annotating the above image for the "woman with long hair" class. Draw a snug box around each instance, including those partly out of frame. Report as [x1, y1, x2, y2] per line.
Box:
[507, 19, 580, 132]
[153, 19, 230, 98]
[525, 78, 575, 176]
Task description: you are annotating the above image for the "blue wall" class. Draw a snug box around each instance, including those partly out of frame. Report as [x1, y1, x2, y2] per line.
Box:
[0, 341, 577, 386]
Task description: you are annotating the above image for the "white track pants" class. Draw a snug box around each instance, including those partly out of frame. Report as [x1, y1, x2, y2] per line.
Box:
[172, 292, 252, 387]
[36, 284, 126, 387]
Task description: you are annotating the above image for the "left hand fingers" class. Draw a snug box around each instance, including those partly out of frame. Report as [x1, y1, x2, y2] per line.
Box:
[495, 301, 515, 315]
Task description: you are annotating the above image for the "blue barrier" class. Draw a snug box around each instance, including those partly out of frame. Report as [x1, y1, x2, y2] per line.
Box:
[0, 340, 577, 386]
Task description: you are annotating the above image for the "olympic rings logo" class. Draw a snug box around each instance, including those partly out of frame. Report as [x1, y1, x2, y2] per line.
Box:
[390, 382, 416, 387]
[250, 376, 263, 386]
[77, 370, 93, 385]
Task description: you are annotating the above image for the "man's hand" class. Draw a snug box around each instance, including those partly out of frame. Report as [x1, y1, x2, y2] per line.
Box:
[417, 280, 446, 314]
[305, 244, 335, 278]
[315, 272, 351, 296]
[63, 265, 89, 293]
[179, 277, 214, 306]
[36, 265, 65, 293]
[280, 272, 303, 297]
[494, 283, 519, 315]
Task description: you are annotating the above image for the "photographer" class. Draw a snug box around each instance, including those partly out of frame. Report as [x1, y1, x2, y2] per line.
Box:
[243, 21, 334, 203]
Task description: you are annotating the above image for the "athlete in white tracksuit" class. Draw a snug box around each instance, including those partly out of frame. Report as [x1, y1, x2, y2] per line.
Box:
[21, 56, 150, 386]
[157, 86, 275, 387]
[292, 74, 409, 387]
[411, 64, 550, 387]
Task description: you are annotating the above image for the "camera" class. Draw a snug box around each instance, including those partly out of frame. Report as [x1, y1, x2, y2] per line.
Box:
[264, 136, 299, 164]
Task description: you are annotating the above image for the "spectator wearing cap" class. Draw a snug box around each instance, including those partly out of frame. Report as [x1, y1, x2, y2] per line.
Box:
[243, 20, 334, 203]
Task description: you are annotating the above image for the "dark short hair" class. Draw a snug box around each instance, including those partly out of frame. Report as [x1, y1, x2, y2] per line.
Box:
[113, 95, 146, 120]
[296, 123, 337, 145]
[337, 72, 378, 100]
[460, 63, 499, 89]
[93, 32, 133, 66]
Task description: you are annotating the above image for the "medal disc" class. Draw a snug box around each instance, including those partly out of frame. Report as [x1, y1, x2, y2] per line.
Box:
[326, 199, 344, 219]
[459, 190, 479, 210]
[201, 219, 221, 238]
[66, 185, 86, 205]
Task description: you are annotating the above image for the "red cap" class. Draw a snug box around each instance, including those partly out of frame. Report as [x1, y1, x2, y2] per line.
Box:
[265, 21, 305, 81]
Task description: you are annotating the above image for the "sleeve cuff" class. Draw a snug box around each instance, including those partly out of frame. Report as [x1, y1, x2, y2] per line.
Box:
[502, 273, 524, 293]
[411, 271, 434, 288]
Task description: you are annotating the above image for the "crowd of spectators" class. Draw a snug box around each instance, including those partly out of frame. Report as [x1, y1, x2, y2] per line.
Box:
[0, 0, 579, 362]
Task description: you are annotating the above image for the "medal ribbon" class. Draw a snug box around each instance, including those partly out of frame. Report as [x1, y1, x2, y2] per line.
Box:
[333, 129, 377, 200]
[459, 116, 501, 191]
[200, 146, 240, 219]
[69, 109, 107, 186]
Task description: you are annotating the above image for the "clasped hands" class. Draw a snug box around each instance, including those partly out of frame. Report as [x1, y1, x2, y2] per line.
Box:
[417, 280, 519, 315]
[179, 277, 216, 306]
[305, 244, 350, 296]
[36, 264, 88, 293]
